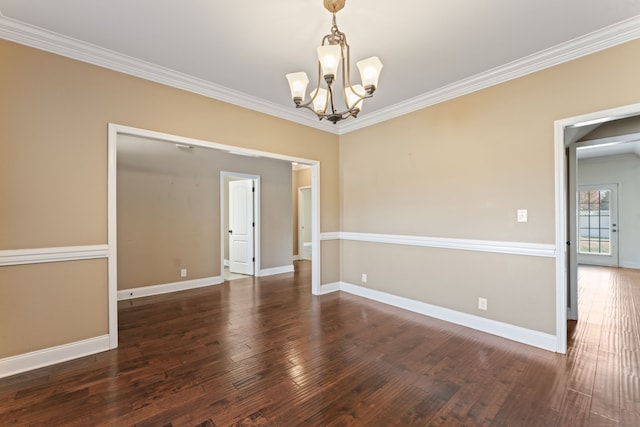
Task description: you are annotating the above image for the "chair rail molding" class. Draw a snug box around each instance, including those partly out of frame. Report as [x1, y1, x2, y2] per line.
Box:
[0, 245, 109, 266]
[321, 232, 555, 258]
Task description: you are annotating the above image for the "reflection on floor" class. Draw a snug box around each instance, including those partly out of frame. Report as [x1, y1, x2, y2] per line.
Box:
[224, 267, 252, 282]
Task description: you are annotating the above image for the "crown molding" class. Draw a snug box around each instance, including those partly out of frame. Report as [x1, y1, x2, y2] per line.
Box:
[338, 15, 640, 134]
[1, 12, 639, 135]
[0, 14, 339, 135]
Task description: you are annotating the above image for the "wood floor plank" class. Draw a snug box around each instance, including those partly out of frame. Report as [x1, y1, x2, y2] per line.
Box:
[1, 262, 639, 425]
[557, 389, 592, 426]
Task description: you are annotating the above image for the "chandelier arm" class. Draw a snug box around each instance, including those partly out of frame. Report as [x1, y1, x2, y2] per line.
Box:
[296, 100, 371, 123]
[294, 62, 324, 111]
[341, 43, 348, 110]
[343, 36, 353, 87]
[328, 91, 373, 119]
[327, 82, 337, 115]
[296, 103, 322, 115]
[296, 28, 337, 112]
[332, 20, 361, 109]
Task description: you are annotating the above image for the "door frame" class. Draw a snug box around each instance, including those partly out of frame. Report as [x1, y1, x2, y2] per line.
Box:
[554, 102, 640, 354]
[108, 124, 322, 350]
[298, 186, 312, 261]
[222, 172, 260, 277]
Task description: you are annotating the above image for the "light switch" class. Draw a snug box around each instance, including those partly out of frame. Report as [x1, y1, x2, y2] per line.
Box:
[517, 209, 528, 223]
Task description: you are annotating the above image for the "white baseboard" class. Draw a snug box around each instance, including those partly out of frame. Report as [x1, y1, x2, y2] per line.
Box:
[293, 255, 301, 261]
[224, 259, 230, 267]
[118, 276, 223, 300]
[0, 335, 110, 379]
[622, 262, 640, 269]
[258, 265, 294, 277]
[319, 282, 341, 294]
[339, 282, 558, 352]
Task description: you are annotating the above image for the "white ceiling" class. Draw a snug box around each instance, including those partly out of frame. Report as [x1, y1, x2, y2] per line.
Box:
[2, 1, 640, 132]
[577, 140, 640, 159]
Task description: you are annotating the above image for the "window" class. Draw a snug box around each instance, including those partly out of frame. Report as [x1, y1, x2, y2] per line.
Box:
[578, 189, 611, 255]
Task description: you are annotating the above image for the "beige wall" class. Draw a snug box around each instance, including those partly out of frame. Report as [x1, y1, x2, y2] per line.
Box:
[0, 259, 107, 358]
[292, 167, 312, 256]
[339, 39, 640, 334]
[341, 241, 556, 332]
[0, 39, 338, 359]
[117, 134, 294, 289]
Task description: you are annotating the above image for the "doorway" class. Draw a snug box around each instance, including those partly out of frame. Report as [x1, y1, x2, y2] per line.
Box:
[555, 102, 640, 353]
[577, 184, 619, 267]
[108, 124, 322, 350]
[222, 173, 260, 280]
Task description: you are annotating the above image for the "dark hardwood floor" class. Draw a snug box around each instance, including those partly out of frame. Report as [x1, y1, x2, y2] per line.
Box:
[1, 262, 639, 426]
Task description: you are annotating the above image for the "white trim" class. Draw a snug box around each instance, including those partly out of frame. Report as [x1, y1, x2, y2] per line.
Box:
[338, 15, 640, 134]
[319, 282, 341, 295]
[0, 245, 108, 266]
[112, 124, 319, 165]
[622, 262, 640, 269]
[2, 14, 639, 134]
[107, 124, 119, 349]
[340, 282, 557, 352]
[329, 232, 555, 258]
[292, 255, 301, 261]
[0, 335, 110, 379]
[320, 232, 341, 241]
[117, 276, 223, 301]
[224, 259, 230, 267]
[258, 265, 295, 277]
[310, 164, 321, 296]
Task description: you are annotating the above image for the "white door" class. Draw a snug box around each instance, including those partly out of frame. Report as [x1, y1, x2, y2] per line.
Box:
[577, 184, 619, 267]
[229, 179, 254, 275]
[298, 187, 312, 260]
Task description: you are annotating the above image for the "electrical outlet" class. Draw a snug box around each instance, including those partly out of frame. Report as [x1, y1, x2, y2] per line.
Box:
[361, 273, 368, 283]
[181, 268, 187, 278]
[478, 297, 488, 311]
[517, 209, 528, 223]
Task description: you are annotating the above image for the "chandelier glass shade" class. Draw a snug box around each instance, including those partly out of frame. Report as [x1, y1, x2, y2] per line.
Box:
[286, 1, 383, 124]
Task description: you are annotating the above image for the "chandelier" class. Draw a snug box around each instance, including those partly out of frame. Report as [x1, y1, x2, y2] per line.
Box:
[286, 0, 383, 124]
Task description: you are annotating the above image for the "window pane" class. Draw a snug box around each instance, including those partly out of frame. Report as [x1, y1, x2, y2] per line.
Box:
[578, 189, 611, 255]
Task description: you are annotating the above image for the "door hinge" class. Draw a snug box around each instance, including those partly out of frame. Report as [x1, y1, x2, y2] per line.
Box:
[252, 222, 255, 227]
[252, 187, 255, 193]
[252, 257, 255, 262]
